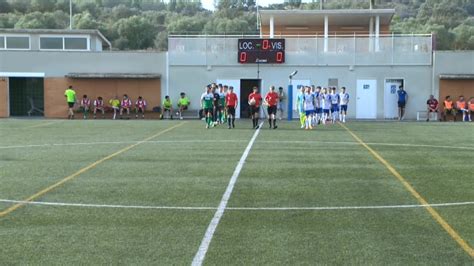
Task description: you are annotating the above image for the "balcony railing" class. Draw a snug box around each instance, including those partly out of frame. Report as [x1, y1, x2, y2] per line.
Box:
[168, 34, 432, 66]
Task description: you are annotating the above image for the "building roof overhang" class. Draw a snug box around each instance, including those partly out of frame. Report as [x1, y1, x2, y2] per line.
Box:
[66, 73, 161, 79]
[260, 9, 395, 27]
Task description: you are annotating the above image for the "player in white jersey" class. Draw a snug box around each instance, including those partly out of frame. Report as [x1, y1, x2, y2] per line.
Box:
[321, 88, 331, 125]
[339, 87, 350, 123]
[330, 87, 340, 124]
[303, 87, 315, 130]
[313, 86, 322, 124]
[310, 86, 317, 125]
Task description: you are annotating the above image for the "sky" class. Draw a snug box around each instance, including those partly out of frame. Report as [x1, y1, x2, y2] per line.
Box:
[200, 0, 286, 11]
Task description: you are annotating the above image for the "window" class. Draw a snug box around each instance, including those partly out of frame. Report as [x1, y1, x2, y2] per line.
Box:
[40, 37, 63, 50]
[65, 37, 88, 50]
[0, 36, 4, 49]
[6, 36, 30, 49]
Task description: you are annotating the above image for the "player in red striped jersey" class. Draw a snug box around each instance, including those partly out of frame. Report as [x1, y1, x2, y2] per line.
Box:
[135, 96, 147, 119]
[120, 94, 132, 119]
[93, 96, 105, 119]
[80, 94, 91, 120]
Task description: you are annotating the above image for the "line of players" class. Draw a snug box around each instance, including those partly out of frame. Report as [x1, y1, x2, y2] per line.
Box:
[200, 83, 281, 130]
[297, 86, 350, 130]
[78, 94, 147, 120]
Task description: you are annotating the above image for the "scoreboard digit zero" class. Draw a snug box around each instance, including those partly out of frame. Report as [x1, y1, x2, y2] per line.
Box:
[238, 39, 285, 64]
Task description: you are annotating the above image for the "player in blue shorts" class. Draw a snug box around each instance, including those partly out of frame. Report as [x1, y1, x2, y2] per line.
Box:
[330, 87, 340, 124]
[339, 87, 349, 123]
[303, 86, 315, 130]
[321, 88, 331, 125]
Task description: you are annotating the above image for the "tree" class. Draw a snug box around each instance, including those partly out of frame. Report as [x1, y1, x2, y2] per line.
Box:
[451, 24, 474, 50]
[0, 13, 18, 28]
[74, 12, 100, 29]
[30, 0, 56, 13]
[0, 0, 11, 13]
[167, 16, 208, 34]
[112, 4, 138, 20]
[9, 0, 29, 13]
[115, 15, 156, 50]
[424, 24, 454, 50]
[14, 11, 58, 29]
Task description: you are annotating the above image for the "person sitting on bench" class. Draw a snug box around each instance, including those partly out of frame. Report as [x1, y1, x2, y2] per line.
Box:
[177, 92, 190, 120]
[455, 95, 468, 122]
[468, 97, 474, 122]
[135, 96, 147, 119]
[120, 94, 132, 119]
[93, 96, 105, 119]
[160, 95, 173, 120]
[80, 95, 91, 120]
[443, 96, 456, 121]
[426, 95, 439, 122]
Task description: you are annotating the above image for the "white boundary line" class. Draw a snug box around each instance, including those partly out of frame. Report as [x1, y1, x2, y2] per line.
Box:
[0, 140, 247, 150]
[260, 140, 474, 151]
[191, 122, 263, 266]
[2, 139, 474, 151]
[0, 199, 215, 210]
[0, 199, 472, 211]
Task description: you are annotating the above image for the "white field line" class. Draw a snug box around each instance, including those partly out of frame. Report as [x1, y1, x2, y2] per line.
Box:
[0, 140, 247, 150]
[191, 122, 264, 266]
[260, 140, 474, 151]
[2, 139, 474, 151]
[0, 199, 215, 210]
[0, 199, 472, 211]
[23, 121, 62, 129]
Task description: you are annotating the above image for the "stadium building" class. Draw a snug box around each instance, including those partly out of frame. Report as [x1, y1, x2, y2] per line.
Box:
[0, 9, 473, 119]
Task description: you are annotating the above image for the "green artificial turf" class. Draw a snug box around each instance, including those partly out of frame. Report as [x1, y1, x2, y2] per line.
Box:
[0, 119, 472, 264]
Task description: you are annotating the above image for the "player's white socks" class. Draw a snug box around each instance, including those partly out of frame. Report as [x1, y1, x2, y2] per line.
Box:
[342, 114, 346, 123]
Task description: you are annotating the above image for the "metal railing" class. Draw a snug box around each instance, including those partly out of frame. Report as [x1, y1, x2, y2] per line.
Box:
[168, 34, 433, 66]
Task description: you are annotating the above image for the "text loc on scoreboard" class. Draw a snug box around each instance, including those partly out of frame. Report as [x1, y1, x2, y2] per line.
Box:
[237, 39, 285, 64]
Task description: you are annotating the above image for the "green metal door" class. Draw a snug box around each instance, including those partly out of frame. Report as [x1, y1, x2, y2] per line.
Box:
[9, 77, 44, 116]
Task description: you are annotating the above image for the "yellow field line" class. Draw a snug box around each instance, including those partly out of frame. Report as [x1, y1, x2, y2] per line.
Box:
[339, 122, 473, 258]
[0, 122, 186, 218]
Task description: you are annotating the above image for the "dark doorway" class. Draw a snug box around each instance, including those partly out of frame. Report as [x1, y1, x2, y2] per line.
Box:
[9, 77, 44, 116]
[240, 79, 261, 118]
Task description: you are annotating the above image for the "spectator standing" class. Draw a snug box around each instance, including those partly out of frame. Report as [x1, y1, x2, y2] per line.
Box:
[397, 85, 408, 120]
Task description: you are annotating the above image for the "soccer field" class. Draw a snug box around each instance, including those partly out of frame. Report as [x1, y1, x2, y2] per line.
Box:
[0, 119, 473, 264]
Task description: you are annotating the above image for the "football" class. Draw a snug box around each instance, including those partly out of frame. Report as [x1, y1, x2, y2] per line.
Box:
[249, 98, 256, 106]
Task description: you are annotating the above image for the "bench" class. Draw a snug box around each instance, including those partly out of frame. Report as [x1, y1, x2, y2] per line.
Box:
[417, 110, 438, 121]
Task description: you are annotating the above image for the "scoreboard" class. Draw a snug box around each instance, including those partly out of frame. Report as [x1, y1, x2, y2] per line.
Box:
[238, 39, 285, 64]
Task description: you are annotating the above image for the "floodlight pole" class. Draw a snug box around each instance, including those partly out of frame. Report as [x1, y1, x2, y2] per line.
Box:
[287, 76, 293, 121]
[69, 0, 73, 30]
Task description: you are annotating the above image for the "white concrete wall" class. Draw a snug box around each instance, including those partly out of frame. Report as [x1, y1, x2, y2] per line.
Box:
[169, 64, 432, 119]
